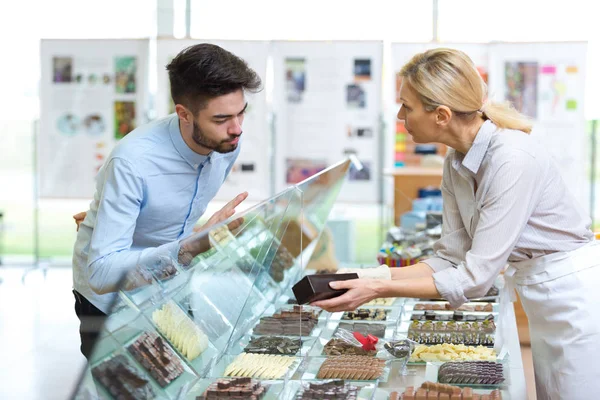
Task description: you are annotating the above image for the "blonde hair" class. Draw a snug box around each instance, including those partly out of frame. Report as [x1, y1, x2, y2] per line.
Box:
[399, 48, 533, 134]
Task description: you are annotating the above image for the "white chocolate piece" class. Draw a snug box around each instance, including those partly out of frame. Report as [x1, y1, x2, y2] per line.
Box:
[152, 300, 209, 361]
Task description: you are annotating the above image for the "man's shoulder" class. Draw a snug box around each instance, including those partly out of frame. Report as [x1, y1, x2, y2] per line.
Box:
[110, 114, 176, 164]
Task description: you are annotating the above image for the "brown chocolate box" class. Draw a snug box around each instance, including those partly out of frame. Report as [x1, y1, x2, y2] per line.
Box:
[292, 273, 359, 304]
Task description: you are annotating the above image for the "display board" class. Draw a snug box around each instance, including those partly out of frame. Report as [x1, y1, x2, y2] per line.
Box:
[156, 39, 270, 201]
[389, 43, 489, 170]
[271, 41, 383, 203]
[488, 42, 588, 208]
[39, 39, 149, 198]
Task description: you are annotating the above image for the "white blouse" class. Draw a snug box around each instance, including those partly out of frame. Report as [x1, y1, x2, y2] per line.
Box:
[422, 120, 593, 307]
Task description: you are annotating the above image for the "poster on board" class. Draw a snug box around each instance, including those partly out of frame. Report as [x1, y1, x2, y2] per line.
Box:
[488, 42, 588, 208]
[40, 39, 149, 199]
[272, 41, 383, 203]
[156, 39, 270, 201]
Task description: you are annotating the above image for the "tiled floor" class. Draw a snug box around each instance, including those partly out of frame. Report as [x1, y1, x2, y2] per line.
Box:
[0, 265, 539, 399]
[0, 266, 86, 400]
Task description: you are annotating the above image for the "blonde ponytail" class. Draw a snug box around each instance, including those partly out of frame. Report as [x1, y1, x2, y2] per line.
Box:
[401, 48, 534, 134]
[481, 100, 533, 134]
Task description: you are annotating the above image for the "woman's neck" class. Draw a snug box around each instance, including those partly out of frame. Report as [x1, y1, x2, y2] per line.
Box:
[442, 116, 486, 155]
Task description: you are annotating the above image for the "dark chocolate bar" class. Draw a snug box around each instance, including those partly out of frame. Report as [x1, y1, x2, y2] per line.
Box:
[244, 336, 301, 355]
[127, 332, 184, 387]
[91, 354, 155, 400]
[199, 378, 266, 400]
[296, 380, 358, 399]
[292, 273, 359, 304]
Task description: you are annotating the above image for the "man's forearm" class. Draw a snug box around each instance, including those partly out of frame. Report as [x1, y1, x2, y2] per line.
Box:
[178, 235, 211, 265]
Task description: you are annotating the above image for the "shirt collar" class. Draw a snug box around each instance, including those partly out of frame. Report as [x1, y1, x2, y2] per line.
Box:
[169, 114, 211, 169]
[458, 119, 496, 175]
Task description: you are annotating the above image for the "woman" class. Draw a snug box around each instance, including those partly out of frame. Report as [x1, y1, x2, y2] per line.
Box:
[312, 48, 600, 399]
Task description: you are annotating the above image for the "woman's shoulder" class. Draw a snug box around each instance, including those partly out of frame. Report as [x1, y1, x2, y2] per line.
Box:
[488, 126, 546, 161]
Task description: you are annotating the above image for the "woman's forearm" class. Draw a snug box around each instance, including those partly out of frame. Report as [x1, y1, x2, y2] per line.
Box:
[379, 276, 441, 299]
[390, 262, 435, 280]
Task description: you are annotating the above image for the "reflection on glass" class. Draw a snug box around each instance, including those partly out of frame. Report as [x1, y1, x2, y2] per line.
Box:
[72, 158, 353, 398]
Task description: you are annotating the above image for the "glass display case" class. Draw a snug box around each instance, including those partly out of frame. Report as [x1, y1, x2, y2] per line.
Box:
[72, 158, 521, 400]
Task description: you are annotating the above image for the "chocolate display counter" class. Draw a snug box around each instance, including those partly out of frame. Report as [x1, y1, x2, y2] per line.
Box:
[72, 159, 526, 400]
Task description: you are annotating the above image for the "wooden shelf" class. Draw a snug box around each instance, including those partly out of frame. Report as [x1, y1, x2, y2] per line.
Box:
[387, 167, 443, 225]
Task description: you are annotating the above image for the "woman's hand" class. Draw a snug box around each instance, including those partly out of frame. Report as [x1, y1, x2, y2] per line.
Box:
[311, 279, 386, 312]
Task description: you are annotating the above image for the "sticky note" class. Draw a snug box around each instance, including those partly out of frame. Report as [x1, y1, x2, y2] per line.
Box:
[566, 99, 578, 110]
[566, 66, 578, 74]
[395, 153, 406, 162]
[540, 65, 556, 74]
[395, 142, 406, 152]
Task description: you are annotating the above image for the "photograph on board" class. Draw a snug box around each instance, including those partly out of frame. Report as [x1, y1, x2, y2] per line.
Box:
[114, 101, 136, 140]
[285, 58, 306, 103]
[354, 58, 372, 81]
[84, 114, 106, 136]
[505, 61, 538, 118]
[53, 57, 73, 83]
[56, 113, 80, 135]
[115, 56, 137, 94]
[347, 84, 366, 108]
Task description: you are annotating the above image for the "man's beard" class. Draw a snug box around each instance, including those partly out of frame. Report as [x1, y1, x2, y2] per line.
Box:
[192, 121, 240, 154]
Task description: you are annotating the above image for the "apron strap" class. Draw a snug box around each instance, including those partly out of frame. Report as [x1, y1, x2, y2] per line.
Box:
[503, 265, 518, 303]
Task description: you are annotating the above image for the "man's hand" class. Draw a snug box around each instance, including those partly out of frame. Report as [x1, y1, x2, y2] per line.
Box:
[73, 212, 87, 231]
[194, 191, 248, 233]
[180, 192, 248, 263]
[311, 279, 386, 312]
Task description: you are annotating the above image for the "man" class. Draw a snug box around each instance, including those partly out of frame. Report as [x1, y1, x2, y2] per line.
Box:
[72, 43, 261, 359]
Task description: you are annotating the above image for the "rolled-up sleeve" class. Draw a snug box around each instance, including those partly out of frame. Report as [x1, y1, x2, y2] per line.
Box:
[432, 151, 543, 308]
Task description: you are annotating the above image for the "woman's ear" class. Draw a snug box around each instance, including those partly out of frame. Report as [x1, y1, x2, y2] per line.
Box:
[435, 105, 452, 127]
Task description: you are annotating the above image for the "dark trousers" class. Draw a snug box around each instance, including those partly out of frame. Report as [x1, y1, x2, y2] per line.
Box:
[73, 290, 107, 360]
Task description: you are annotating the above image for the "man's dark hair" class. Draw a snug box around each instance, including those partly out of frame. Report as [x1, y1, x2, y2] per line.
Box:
[167, 43, 262, 113]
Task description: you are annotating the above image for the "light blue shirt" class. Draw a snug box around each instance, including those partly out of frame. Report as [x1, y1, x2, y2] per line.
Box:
[73, 114, 240, 312]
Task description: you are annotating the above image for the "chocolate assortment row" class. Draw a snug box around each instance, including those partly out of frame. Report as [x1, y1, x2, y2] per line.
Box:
[419, 286, 499, 302]
[253, 306, 320, 336]
[411, 311, 495, 322]
[243, 336, 301, 355]
[414, 303, 494, 312]
[200, 378, 266, 400]
[439, 361, 505, 385]
[127, 332, 184, 387]
[317, 355, 386, 380]
[91, 354, 156, 400]
[342, 308, 388, 321]
[390, 381, 502, 400]
[337, 322, 386, 338]
[323, 338, 377, 356]
[408, 332, 495, 346]
[224, 353, 296, 379]
[409, 320, 496, 334]
[296, 380, 358, 400]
